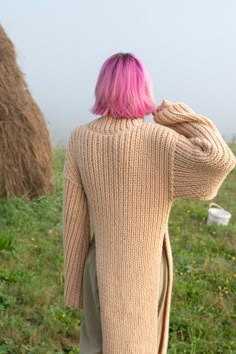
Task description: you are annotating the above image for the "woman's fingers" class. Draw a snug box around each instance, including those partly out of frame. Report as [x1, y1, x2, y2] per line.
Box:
[152, 99, 176, 122]
[152, 100, 169, 116]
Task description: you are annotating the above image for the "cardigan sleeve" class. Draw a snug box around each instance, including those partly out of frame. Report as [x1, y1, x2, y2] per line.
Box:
[154, 103, 236, 200]
[62, 128, 90, 310]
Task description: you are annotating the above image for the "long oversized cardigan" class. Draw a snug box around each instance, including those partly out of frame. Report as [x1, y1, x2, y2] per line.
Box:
[62, 103, 236, 354]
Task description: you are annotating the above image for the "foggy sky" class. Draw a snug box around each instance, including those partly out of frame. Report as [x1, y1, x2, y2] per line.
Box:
[1, 0, 236, 143]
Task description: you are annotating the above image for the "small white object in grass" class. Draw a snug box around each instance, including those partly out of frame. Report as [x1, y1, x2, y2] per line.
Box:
[206, 203, 231, 226]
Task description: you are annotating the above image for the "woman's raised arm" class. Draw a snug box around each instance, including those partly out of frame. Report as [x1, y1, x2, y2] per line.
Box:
[153, 102, 236, 200]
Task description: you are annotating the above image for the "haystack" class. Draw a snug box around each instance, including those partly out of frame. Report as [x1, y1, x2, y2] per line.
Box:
[0, 25, 55, 199]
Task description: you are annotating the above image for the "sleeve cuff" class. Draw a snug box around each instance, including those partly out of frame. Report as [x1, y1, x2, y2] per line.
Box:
[154, 102, 216, 130]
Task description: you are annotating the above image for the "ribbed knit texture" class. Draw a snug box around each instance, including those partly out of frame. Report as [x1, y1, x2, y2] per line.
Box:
[63, 103, 236, 354]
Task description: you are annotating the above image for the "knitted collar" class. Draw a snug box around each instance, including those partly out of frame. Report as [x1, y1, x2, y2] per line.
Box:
[87, 115, 145, 133]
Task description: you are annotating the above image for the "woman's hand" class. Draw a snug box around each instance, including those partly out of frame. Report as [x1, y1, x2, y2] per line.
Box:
[152, 99, 174, 123]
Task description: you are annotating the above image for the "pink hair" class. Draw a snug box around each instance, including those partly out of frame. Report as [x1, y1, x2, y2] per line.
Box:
[91, 53, 156, 118]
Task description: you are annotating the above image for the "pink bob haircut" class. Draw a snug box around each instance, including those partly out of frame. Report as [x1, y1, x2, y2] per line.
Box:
[91, 52, 156, 118]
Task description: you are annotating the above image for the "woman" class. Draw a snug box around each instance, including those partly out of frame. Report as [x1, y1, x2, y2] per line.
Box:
[62, 53, 236, 354]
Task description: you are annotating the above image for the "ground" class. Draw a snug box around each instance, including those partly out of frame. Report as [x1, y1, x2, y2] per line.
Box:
[0, 144, 235, 354]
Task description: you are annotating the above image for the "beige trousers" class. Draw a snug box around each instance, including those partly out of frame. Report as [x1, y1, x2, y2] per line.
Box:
[79, 234, 168, 354]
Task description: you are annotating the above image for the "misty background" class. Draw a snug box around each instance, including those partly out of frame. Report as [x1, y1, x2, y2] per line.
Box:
[0, 0, 235, 144]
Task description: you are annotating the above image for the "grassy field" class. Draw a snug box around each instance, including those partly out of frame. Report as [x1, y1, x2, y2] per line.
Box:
[0, 145, 236, 354]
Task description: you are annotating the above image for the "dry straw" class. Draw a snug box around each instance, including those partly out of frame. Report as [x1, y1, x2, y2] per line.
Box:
[0, 25, 55, 199]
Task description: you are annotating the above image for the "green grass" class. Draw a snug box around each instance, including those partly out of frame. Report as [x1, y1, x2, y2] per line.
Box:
[0, 144, 236, 354]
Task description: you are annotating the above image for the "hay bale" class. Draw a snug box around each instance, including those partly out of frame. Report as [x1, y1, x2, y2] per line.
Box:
[0, 25, 55, 199]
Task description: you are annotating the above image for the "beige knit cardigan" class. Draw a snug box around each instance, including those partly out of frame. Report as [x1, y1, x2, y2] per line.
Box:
[62, 103, 236, 354]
